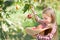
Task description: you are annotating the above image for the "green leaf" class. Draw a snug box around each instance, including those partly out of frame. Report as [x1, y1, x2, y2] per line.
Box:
[23, 4, 30, 13]
[4, 1, 14, 7]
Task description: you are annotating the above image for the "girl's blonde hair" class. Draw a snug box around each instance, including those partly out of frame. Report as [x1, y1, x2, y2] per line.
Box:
[42, 7, 56, 23]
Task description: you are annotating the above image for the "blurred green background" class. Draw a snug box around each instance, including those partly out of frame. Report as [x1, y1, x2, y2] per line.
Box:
[0, 0, 60, 40]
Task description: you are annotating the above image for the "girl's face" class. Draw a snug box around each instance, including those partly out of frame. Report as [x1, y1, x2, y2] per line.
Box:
[42, 13, 52, 24]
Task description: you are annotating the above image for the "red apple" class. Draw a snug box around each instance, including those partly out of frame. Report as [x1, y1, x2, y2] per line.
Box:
[27, 14, 32, 19]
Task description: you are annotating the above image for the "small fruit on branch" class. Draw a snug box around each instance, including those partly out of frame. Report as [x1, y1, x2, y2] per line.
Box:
[27, 14, 32, 19]
[16, 4, 20, 10]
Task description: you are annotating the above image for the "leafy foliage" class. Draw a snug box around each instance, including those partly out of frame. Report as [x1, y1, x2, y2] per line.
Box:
[23, 4, 30, 13]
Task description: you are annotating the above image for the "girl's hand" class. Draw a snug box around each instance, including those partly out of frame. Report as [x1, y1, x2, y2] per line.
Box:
[31, 6, 34, 10]
[31, 6, 37, 14]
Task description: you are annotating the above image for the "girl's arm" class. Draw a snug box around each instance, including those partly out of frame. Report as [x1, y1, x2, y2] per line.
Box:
[31, 7, 45, 24]
[51, 24, 57, 35]
[47, 23, 57, 38]
[37, 34, 51, 40]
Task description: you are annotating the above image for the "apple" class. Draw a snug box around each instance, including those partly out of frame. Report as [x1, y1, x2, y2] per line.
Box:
[16, 4, 20, 10]
[27, 14, 32, 19]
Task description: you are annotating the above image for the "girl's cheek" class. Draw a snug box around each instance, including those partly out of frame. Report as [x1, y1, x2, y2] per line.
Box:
[47, 17, 51, 23]
[44, 17, 51, 23]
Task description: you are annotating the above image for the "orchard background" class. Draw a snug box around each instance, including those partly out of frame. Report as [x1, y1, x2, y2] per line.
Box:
[0, 0, 60, 40]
